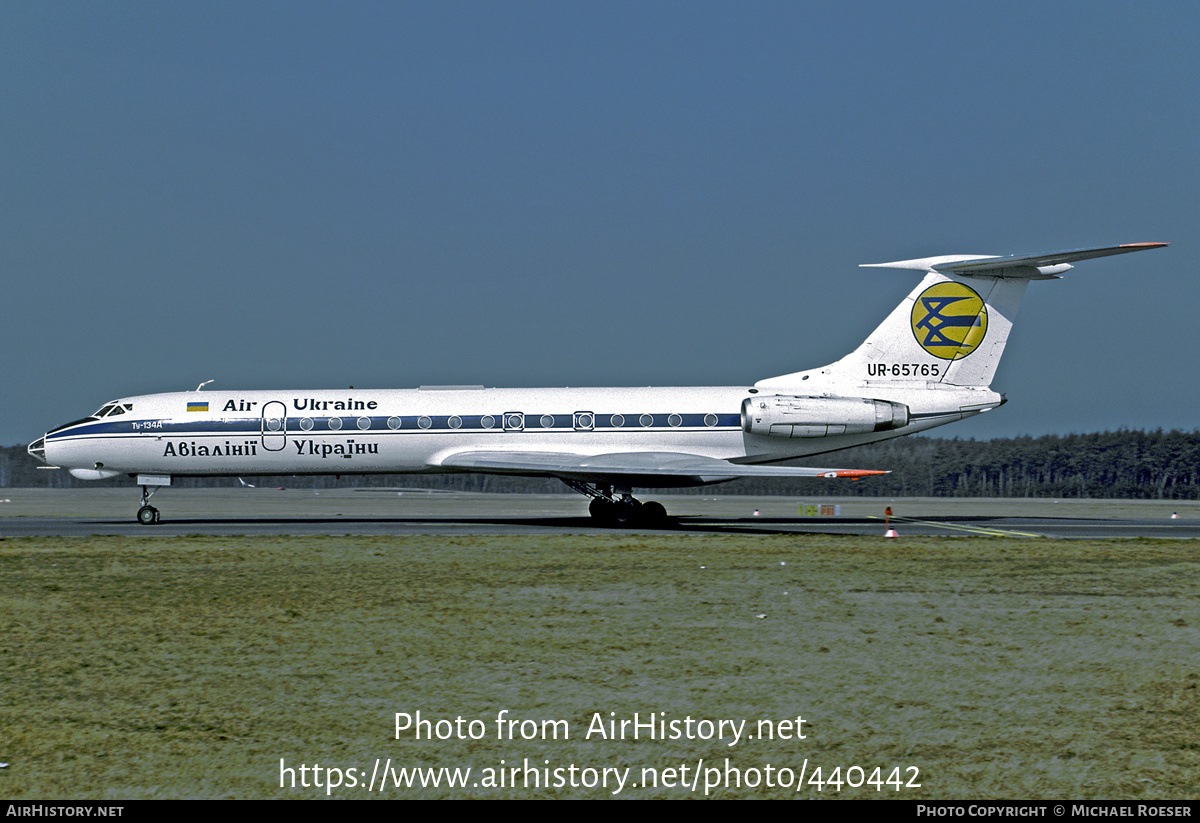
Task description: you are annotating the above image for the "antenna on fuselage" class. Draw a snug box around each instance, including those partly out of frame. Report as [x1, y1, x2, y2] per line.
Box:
[195, 379, 214, 391]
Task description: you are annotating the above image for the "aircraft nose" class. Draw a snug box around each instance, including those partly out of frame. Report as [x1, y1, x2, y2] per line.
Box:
[28, 436, 47, 463]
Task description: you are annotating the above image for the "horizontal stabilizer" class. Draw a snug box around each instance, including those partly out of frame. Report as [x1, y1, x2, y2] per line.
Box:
[439, 450, 885, 481]
[863, 242, 1167, 279]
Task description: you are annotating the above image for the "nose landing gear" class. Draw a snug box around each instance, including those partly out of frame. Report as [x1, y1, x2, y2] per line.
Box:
[134, 475, 171, 525]
[137, 503, 160, 525]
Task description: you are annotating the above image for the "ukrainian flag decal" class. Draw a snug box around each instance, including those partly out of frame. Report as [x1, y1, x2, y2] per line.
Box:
[187, 401, 209, 413]
[910, 282, 988, 360]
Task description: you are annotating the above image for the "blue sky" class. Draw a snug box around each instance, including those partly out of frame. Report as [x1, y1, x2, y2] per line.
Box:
[3, 1, 1197, 445]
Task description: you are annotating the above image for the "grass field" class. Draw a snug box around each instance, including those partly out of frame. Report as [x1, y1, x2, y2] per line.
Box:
[2, 533, 1198, 799]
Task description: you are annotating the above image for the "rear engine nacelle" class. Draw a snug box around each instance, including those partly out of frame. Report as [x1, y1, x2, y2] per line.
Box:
[742, 395, 909, 438]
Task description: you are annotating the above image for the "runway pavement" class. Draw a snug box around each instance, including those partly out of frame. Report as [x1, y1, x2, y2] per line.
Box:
[3, 488, 1199, 538]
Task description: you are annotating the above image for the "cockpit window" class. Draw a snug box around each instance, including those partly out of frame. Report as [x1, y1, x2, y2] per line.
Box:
[92, 402, 132, 418]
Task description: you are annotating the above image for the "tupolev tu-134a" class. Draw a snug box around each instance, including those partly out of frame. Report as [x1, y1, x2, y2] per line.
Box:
[28, 242, 1167, 526]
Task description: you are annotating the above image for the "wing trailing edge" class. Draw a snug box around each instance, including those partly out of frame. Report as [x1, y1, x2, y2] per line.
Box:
[438, 450, 886, 483]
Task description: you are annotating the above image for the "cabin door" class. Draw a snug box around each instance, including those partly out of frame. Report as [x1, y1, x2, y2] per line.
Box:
[261, 401, 288, 451]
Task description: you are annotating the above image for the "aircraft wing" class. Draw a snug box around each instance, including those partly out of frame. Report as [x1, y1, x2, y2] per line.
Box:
[438, 450, 886, 484]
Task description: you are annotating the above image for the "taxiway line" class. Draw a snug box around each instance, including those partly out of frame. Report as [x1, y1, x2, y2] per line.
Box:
[869, 515, 1046, 538]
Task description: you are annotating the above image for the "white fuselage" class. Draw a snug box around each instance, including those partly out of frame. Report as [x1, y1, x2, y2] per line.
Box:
[40, 383, 997, 484]
[29, 242, 1166, 523]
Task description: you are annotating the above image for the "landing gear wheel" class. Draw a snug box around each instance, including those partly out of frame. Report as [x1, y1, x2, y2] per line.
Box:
[611, 499, 642, 526]
[589, 498, 614, 522]
[137, 505, 159, 525]
[641, 501, 668, 525]
[574, 482, 670, 528]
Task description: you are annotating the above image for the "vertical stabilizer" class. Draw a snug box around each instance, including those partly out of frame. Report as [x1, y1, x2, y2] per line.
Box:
[756, 243, 1167, 392]
[841, 269, 1027, 388]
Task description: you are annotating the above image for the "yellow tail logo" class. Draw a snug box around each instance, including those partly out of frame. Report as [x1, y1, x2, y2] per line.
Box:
[910, 282, 987, 360]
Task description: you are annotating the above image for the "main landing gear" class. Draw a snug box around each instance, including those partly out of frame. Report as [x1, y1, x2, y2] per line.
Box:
[564, 481, 670, 527]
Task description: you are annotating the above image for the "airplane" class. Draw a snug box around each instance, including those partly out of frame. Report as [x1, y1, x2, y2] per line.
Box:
[27, 242, 1167, 526]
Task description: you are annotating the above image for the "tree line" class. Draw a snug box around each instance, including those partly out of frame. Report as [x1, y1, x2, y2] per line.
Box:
[4, 428, 1199, 499]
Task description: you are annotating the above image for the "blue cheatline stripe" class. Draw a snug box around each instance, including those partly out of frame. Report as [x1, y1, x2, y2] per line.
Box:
[283, 412, 741, 432]
[46, 412, 743, 441]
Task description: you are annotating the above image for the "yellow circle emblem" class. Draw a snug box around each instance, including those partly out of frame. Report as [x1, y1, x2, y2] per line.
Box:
[910, 281, 988, 360]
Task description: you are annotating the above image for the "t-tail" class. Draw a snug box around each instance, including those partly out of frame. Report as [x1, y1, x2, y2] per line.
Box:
[760, 243, 1167, 391]
[752, 243, 1167, 442]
